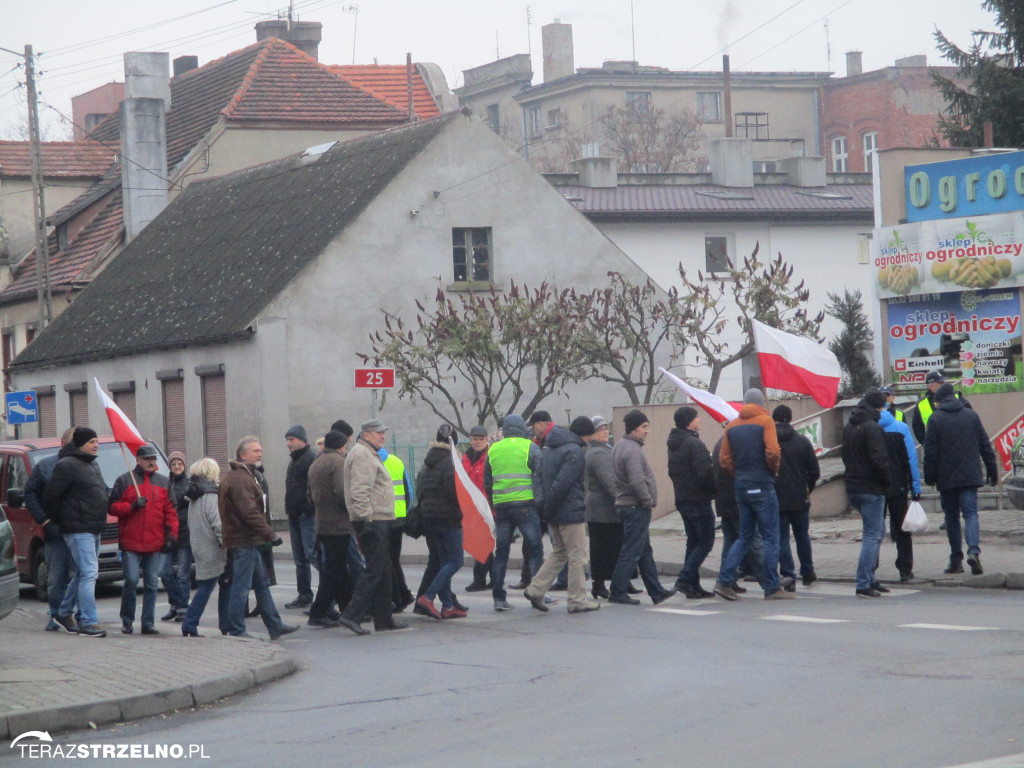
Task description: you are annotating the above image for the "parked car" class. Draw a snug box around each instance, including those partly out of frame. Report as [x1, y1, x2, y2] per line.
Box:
[0, 509, 18, 621]
[0, 436, 169, 600]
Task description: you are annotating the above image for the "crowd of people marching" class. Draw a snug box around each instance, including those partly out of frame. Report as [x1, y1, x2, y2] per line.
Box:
[28, 367, 999, 638]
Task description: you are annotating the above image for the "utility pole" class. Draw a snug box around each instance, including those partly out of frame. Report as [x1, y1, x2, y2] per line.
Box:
[23, 45, 51, 327]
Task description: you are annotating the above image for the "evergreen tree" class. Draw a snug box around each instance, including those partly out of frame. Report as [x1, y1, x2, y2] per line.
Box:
[933, 1, 1024, 147]
[826, 290, 881, 399]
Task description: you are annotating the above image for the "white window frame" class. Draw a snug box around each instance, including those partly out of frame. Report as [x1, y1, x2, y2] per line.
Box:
[862, 131, 878, 172]
[831, 136, 848, 172]
[704, 233, 735, 275]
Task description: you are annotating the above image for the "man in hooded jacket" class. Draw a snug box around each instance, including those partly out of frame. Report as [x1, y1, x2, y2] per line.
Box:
[667, 406, 716, 599]
[879, 406, 921, 582]
[773, 405, 820, 590]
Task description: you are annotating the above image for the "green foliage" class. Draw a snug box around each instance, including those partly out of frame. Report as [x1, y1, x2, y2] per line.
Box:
[826, 289, 881, 399]
[933, 0, 1024, 147]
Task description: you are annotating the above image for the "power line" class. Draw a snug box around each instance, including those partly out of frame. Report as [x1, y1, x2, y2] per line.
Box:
[687, 0, 806, 71]
[738, 0, 856, 70]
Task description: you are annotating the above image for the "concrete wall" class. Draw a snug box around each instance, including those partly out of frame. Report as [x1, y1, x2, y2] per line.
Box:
[0, 179, 99, 266]
[594, 218, 879, 399]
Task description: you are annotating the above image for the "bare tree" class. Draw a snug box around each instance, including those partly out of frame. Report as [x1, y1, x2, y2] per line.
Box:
[599, 102, 704, 173]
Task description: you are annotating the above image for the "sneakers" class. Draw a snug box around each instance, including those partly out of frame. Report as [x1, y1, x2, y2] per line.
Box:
[464, 582, 489, 593]
[607, 594, 640, 605]
[493, 600, 515, 612]
[542, 595, 559, 606]
[55, 614, 79, 633]
[524, 590, 549, 613]
[284, 596, 313, 609]
[269, 625, 300, 640]
[765, 589, 795, 600]
[121, 622, 133, 635]
[441, 606, 468, 619]
[415, 595, 442, 620]
[802, 571, 818, 587]
[713, 582, 741, 601]
[967, 555, 983, 575]
[856, 588, 881, 598]
[79, 625, 107, 637]
[870, 582, 891, 593]
[780, 576, 796, 589]
[568, 600, 601, 614]
[45, 618, 63, 632]
[651, 588, 677, 605]
[944, 560, 965, 574]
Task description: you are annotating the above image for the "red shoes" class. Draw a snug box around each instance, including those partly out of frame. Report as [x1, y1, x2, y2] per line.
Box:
[415, 595, 441, 620]
[440, 605, 467, 619]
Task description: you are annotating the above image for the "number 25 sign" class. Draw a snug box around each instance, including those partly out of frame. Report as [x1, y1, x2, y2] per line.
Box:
[354, 368, 396, 389]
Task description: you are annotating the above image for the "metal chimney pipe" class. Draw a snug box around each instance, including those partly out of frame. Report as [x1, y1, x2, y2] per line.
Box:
[723, 55, 733, 138]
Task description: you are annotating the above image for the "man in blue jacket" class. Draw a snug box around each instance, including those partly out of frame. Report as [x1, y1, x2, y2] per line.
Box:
[879, 407, 921, 582]
[524, 417, 600, 614]
[924, 383, 998, 575]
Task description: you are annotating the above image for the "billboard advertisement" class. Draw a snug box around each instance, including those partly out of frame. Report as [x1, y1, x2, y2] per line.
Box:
[905, 150, 1024, 222]
[887, 289, 1023, 394]
[874, 212, 1024, 298]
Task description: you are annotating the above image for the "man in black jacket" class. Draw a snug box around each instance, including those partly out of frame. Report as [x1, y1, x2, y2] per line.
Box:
[283, 425, 318, 609]
[911, 371, 969, 444]
[42, 427, 110, 637]
[842, 390, 891, 598]
[924, 383, 998, 575]
[667, 407, 716, 599]
[773, 406, 820, 590]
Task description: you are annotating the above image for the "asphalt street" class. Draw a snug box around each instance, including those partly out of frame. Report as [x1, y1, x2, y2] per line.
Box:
[28, 568, 1024, 768]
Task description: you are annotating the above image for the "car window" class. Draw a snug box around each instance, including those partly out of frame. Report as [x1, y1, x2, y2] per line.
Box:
[6, 454, 28, 492]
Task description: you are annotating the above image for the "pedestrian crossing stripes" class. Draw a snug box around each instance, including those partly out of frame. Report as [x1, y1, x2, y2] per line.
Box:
[650, 607, 719, 616]
[899, 623, 997, 631]
[763, 615, 850, 624]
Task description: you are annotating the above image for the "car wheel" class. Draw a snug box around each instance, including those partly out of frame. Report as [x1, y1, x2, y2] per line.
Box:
[32, 548, 48, 602]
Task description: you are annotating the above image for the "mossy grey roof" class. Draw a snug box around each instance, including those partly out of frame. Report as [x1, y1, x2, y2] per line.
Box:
[11, 113, 458, 372]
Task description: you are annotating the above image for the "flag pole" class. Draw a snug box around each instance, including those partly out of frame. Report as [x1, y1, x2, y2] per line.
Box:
[117, 441, 142, 497]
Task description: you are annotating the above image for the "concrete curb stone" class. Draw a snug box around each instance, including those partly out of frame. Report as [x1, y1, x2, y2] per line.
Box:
[963, 573, 1007, 589]
[1005, 573, 1024, 590]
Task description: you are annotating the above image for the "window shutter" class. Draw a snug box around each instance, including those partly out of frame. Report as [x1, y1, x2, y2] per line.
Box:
[37, 393, 56, 437]
[69, 391, 88, 429]
[162, 379, 186, 455]
[113, 390, 137, 424]
[201, 374, 227, 469]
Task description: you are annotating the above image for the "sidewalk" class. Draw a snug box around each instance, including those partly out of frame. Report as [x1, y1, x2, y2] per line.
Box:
[3, 505, 1021, 741]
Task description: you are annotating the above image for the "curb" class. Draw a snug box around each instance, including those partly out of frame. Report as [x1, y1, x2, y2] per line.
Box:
[0, 647, 297, 741]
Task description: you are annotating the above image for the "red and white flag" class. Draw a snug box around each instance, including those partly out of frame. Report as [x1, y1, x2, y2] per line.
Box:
[450, 440, 495, 562]
[93, 378, 146, 455]
[751, 320, 840, 409]
[659, 367, 740, 424]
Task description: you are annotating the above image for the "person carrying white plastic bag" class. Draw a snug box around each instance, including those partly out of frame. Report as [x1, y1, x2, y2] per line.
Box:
[902, 500, 929, 534]
[879, 401, 922, 583]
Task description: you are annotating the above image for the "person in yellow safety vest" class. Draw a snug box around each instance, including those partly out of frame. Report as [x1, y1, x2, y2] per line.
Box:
[484, 414, 545, 612]
[880, 385, 904, 423]
[379, 448, 414, 613]
[911, 371, 970, 445]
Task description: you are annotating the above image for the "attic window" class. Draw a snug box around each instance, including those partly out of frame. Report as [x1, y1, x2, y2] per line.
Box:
[301, 141, 338, 158]
[797, 190, 853, 200]
[452, 227, 492, 283]
[696, 190, 754, 201]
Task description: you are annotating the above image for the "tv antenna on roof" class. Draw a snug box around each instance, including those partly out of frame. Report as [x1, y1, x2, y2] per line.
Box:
[342, 4, 359, 65]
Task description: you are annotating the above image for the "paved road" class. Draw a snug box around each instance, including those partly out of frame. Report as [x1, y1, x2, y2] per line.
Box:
[31, 569, 1024, 768]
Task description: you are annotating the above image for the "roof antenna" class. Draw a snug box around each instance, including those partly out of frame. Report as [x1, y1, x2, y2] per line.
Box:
[342, 4, 359, 65]
[526, 6, 532, 57]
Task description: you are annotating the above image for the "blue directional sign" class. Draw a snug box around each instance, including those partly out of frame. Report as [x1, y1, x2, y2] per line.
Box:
[5, 390, 38, 425]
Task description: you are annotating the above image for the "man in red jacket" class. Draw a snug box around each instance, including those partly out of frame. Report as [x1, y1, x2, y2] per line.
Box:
[109, 445, 178, 635]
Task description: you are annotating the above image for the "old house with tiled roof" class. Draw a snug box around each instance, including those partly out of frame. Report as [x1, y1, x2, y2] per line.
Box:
[10, 113, 656, 513]
[329, 63, 458, 119]
[0, 35, 413, 417]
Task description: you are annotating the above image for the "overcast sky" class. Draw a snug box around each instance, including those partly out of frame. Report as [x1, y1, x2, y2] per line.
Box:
[0, 0, 999, 138]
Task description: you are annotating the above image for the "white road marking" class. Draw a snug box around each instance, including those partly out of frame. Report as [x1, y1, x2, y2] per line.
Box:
[899, 623, 997, 631]
[763, 615, 850, 624]
[650, 607, 720, 616]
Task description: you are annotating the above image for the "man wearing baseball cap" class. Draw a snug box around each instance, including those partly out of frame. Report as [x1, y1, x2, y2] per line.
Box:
[911, 371, 969, 444]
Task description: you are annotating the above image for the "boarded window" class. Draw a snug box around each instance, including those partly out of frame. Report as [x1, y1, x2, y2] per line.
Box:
[162, 378, 186, 456]
[69, 390, 88, 429]
[201, 373, 228, 469]
[37, 393, 56, 437]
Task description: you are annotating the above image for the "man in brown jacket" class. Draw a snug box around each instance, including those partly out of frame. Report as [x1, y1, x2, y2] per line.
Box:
[306, 430, 355, 627]
[338, 419, 404, 635]
[221, 436, 298, 639]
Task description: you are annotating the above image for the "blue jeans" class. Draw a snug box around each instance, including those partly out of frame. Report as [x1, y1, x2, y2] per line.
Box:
[718, 481, 781, 595]
[779, 505, 814, 579]
[719, 516, 764, 587]
[677, 503, 716, 589]
[611, 506, 667, 599]
[848, 492, 885, 590]
[181, 572, 230, 635]
[120, 550, 161, 628]
[226, 547, 285, 637]
[44, 535, 77, 618]
[492, 504, 543, 602]
[423, 524, 463, 609]
[288, 514, 318, 600]
[939, 487, 980, 560]
[160, 545, 193, 611]
[63, 533, 101, 627]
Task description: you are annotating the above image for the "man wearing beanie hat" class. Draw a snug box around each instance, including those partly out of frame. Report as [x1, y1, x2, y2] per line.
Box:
[42, 427, 109, 637]
[772, 405, 820, 590]
[924, 382, 998, 577]
[306, 431, 355, 628]
[608, 410, 677, 605]
[283, 425, 318, 609]
[714, 388, 790, 601]
[524, 417, 601, 614]
[667, 406, 717, 599]
[911, 371, 973, 444]
[842, 389, 892, 597]
[528, 410, 554, 447]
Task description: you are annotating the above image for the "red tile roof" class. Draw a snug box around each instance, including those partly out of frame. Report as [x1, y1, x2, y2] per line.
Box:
[329, 64, 440, 119]
[0, 141, 114, 178]
[88, 38, 408, 170]
[1, 187, 124, 305]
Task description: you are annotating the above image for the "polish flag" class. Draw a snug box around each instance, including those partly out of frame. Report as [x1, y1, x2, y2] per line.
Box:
[659, 367, 740, 424]
[752, 320, 841, 409]
[450, 440, 496, 561]
[93, 378, 146, 455]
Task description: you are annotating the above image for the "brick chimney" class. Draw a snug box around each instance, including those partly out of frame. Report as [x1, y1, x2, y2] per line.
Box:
[121, 52, 170, 240]
[255, 20, 322, 59]
[542, 20, 574, 82]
